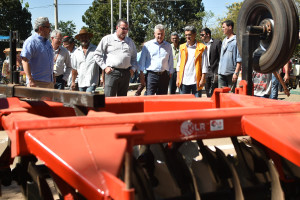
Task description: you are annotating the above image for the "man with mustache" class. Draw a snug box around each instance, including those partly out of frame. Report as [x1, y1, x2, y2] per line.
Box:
[71, 29, 100, 92]
[95, 19, 138, 97]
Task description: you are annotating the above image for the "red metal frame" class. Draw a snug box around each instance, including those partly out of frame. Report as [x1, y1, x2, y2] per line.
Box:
[1, 84, 300, 199]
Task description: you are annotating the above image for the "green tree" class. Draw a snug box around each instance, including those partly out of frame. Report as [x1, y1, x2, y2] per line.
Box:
[146, 0, 204, 42]
[82, 0, 150, 46]
[51, 20, 76, 37]
[0, 0, 32, 59]
[211, 2, 243, 40]
[82, 0, 205, 48]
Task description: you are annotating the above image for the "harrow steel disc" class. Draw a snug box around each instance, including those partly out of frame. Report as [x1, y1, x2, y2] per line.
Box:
[237, 0, 299, 73]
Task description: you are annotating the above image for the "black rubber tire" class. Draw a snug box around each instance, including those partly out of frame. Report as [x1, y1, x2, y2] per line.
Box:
[237, 0, 299, 73]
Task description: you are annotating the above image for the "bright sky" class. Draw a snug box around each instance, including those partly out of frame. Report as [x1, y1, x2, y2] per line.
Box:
[24, 0, 242, 35]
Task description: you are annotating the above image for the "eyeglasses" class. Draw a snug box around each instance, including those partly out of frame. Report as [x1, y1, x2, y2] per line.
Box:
[200, 34, 206, 37]
[119, 26, 129, 31]
[54, 37, 62, 41]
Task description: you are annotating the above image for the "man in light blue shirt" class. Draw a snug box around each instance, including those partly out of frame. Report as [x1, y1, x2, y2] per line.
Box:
[139, 24, 174, 95]
[218, 20, 242, 92]
[21, 17, 54, 88]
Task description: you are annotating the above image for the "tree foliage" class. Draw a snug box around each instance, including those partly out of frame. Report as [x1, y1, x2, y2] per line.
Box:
[211, 2, 243, 41]
[51, 20, 76, 37]
[82, 0, 204, 49]
[0, 0, 32, 59]
[209, 0, 299, 59]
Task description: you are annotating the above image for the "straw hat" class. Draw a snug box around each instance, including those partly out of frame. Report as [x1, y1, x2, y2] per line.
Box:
[3, 48, 22, 53]
[75, 29, 93, 40]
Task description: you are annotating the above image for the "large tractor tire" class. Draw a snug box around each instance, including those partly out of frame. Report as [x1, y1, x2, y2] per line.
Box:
[236, 0, 299, 73]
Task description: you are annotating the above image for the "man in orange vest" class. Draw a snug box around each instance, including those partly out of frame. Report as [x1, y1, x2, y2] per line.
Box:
[176, 26, 208, 97]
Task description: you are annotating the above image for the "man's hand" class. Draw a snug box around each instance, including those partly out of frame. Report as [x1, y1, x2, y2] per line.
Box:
[130, 69, 134, 78]
[213, 74, 218, 83]
[232, 73, 238, 82]
[105, 66, 113, 74]
[199, 79, 205, 88]
[284, 73, 290, 83]
[176, 79, 180, 87]
[28, 77, 36, 87]
[71, 82, 76, 91]
[139, 71, 146, 86]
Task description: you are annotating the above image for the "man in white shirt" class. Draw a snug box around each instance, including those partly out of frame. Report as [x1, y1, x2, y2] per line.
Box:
[51, 30, 72, 90]
[71, 29, 100, 92]
[200, 28, 222, 97]
[176, 26, 208, 97]
[94, 19, 137, 97]
[62, 36, 78, 90]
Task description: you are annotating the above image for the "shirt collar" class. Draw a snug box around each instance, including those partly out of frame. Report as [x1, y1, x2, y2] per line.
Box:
[226, 35, 236, 43]
[204, 39, 213, 45]
[153, 39, 165, 45]
[186, 41, 197, 48]
[171, 43, 179, 50]
[35, 33, 48, 42]
[113, 32, 127, 42]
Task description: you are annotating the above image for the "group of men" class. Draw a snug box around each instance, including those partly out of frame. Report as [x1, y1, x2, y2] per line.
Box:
[21, 17, 242, 97]
[164, 19, 241, 97]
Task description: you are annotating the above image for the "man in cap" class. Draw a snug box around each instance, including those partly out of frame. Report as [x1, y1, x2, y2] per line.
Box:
[51, 29, 72, 90]
[71, 29, 100, 92]
[21, 17, 54, 88]
[94, 19, 138, 97]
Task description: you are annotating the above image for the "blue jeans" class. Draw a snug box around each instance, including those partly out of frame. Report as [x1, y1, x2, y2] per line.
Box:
[54, 75, 65, 90]
[180, 84, 202, 97]
[79, 85, 96, 93]
[218, 74, 236, 92]
[270, 73, 279, 99]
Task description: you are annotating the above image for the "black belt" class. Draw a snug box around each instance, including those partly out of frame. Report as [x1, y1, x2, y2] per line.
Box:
[112, 67, 130, 71]
[148, 70, 167, 75]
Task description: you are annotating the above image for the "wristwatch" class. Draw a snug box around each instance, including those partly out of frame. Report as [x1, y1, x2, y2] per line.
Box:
[234, 72, 239, 76]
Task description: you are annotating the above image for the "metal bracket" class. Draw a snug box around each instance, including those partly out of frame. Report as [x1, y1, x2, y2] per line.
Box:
[0, 84, 105, 108]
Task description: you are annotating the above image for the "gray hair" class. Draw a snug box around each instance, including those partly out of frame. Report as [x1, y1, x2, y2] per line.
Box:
[184, 26, 196, 34]
[117, 19, 129, 27]
[154, 24, 165, 32]
[34, 17, 49, 32]
[171, 32, 179, 37]
[50, 29, 62, 39]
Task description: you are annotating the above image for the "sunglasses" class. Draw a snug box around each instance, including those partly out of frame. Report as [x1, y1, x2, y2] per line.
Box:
[42, 25, 51, 29]
[119, 27, 129, 31]
[200, 34, 206, 37]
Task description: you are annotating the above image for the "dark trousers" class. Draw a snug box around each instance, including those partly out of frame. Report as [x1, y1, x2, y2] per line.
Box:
[104, 68, 130, 97]
[169, 71, 177, 94]
[205, 75, 218, 97]
[54, 75, 65, 90]
[180, 84, 202, 97]
[146, 70, 169, 95]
